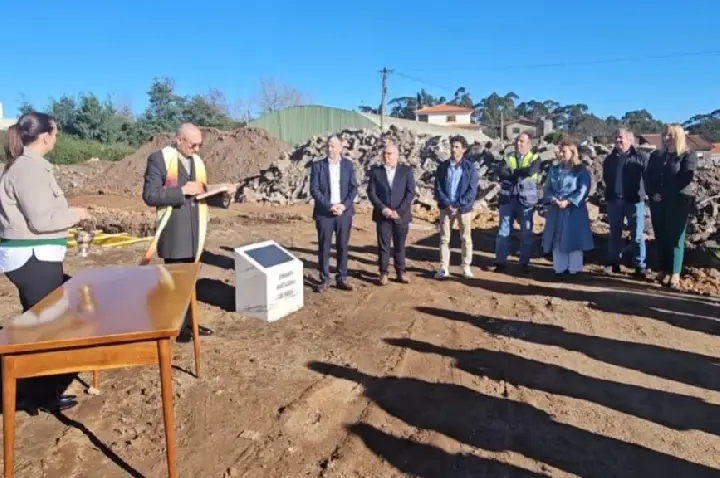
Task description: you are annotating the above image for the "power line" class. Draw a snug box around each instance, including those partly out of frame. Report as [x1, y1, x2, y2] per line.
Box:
[402, 49, 720, 73]
[392, 72, 456, 93]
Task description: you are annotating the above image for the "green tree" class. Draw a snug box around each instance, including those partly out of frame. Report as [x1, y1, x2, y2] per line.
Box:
[358, 104, 380, 114]
[622, 109, 664, 134]
[387, 96, 418, 119]
[474, 92, 519, 137]
[553, 103, 589, 132]
[448, 87, 474, 109]
[684, 108, 720, 142]
[574, 114, 615, 139]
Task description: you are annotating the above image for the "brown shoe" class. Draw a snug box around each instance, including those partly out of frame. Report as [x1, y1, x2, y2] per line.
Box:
[315, 282, 330, 293]
[337, 280, 354, 291]
[396, 274, 410, 284]
[378, 274, 389, 286]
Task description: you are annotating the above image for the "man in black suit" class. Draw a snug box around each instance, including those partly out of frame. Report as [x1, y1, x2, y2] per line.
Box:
[309, 135, 358, 292]
[366, 141, 416, 285]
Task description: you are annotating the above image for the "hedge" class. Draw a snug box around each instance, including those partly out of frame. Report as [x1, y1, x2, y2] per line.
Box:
[0, 130, 133, 165]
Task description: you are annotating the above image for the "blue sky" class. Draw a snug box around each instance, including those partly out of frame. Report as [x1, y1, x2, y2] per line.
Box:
[2, 0, 718, 123]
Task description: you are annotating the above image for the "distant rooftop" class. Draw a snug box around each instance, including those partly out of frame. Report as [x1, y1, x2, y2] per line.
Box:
[638, 133, 713, 151]
[415, 104, 474, 114]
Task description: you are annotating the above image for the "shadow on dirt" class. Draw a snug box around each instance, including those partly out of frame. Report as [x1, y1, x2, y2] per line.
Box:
[416, 306, 720, 392]
[385, 336, 720, 436]
[464, 277, 720, 338]
[195, 278, 235, 312]
[308, 359, 719, 478]
[52, 412, 145, 477]
[347, 422, 544, 477]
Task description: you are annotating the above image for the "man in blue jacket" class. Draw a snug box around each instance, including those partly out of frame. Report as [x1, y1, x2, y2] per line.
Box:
[309, 135, 358, 292]
[433, 135, 479, 279]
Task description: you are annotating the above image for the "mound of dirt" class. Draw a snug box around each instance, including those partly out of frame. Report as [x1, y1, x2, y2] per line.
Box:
[73, 127, 291, 196]
[78, 206, 157, 237]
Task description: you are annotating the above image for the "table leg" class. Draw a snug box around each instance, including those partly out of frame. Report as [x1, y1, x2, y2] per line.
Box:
[190, 287, 200, 377]
[157, 338, 177, 478]
[92, 370, 100, 390]
[3, 357, 17, 478]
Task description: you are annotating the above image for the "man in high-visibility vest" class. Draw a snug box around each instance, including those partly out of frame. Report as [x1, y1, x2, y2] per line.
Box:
[492, 132, 541, 272]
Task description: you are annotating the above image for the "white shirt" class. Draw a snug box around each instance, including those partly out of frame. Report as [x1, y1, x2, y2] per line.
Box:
[0, 245, 67, 273]
[385, 165, 397, 187]
[328, 158, 342, 204]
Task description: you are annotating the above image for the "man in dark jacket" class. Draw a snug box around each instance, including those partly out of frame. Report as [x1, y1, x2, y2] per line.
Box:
[142, 123, 236, 342]
[602, 127, 649, 276]
[492, 132, 541, 273]
[309, 135, 358, 292]
[366, 141, 416, 285]
[433, 135, 479, 279]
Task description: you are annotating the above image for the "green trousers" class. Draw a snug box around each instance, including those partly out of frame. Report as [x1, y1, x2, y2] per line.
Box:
[650, 195, 692, 274]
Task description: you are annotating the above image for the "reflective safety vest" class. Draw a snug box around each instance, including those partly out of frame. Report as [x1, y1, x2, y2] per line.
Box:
[506, 152, 540, 181]
[500, 151, 540, 206]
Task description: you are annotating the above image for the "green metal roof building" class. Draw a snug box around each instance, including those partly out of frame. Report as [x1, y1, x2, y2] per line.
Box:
[249, 105, 492, 146]
[248, 105, 376, 146]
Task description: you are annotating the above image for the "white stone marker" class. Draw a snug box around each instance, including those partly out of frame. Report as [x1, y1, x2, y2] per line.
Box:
[233, 240, 304, 321]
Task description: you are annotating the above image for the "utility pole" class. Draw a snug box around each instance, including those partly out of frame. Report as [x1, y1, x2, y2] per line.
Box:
[499, 107, 505, 150]
[379, 67, 393, 131]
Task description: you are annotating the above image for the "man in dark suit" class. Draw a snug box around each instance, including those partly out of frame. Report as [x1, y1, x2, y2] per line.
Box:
[309, 135, 358, 292]
[366, 141, 416, 285]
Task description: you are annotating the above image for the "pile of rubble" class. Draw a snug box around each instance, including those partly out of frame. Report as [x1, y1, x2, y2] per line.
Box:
[240, 126, 517, 210]
[239, 126, 719, 247]
[686, 155, 720, 245]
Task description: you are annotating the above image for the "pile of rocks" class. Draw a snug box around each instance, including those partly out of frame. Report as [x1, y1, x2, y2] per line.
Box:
[687, 156, 720, 245]
[239, 126, 719, 247]
[240, 126, 522, 210]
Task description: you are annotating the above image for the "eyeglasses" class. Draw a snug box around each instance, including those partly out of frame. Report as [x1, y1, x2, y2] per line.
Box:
[182, 137, 202, 149]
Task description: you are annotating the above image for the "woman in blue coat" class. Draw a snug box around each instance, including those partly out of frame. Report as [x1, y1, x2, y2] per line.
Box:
[541, 140, 594, 275]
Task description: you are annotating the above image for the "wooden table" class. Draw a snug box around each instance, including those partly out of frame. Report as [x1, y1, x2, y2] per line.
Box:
[0, 262, 201, 478]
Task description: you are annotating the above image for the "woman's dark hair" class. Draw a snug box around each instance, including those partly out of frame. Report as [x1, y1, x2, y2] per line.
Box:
[4, 112, 56, 163]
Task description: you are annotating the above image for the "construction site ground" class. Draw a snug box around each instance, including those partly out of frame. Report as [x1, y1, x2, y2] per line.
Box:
[1, 197, 718, 478]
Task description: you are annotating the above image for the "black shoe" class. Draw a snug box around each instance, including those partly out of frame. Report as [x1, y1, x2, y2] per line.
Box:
[315, 282, 330, 293]
[41, 395, 78, 413]
[520, 263, 531, 273]
[176, 325, 213, 343]
[604, 264, 621, 274]
[336, 280, 354, 291]
[491, 263, 506, 273]
[176, 330, 192, 343]
[633, 267, 649, 280]
[19, 394, 78, 414]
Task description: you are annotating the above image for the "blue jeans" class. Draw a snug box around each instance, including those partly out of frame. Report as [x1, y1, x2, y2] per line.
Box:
[607, 199, 646, 269]
[495, 198, 534, 265]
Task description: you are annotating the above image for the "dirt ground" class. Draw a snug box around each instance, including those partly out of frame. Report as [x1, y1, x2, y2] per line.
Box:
[1, 198, 719, 478]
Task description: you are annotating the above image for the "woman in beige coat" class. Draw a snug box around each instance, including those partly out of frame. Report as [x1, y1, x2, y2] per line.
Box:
[1, 112, 89, 413]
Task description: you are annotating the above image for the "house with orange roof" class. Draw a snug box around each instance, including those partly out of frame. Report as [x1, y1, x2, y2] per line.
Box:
[415, 104, 480, 130]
